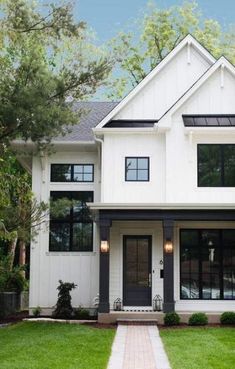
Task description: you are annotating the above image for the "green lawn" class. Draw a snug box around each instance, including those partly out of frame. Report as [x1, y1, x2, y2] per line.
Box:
[0, 322, 115, 369]
[160, 327, 235, 369]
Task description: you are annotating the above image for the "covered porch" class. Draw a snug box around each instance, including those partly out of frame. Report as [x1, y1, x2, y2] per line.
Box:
[92, 205, 235, 323]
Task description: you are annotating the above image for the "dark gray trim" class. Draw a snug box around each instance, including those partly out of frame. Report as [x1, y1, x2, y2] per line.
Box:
[51, 163, 94, 183]
[163, 220, 175, 313]
[99, 209, 235, 222]
[98, 219, 111, 313]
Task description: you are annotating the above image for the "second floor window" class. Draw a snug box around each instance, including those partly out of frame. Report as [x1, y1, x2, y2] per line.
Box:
[125, 157, 149, 181]
[51, 164, 94, 182]
[198, 144, 235, 187]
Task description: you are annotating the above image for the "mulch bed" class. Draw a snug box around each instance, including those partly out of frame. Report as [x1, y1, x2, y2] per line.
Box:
[158, 323, 235, 330]
[0, 310, 29, 325]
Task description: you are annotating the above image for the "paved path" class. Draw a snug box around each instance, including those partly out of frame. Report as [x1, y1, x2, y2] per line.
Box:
[107, 325, 171, 369]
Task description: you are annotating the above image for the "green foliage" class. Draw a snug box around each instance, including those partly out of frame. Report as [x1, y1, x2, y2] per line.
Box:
[74, 307, 90, 320]
[53, 280, 77, 319]
[0, 253, 25, 293]
[32, 306, 41, 317]
[220, 312, 235, 325]
[188, 312, 208, 326]
[108, 1, 235, 98]
[164, 312, 180, 326]
[0, 0, 112, 148]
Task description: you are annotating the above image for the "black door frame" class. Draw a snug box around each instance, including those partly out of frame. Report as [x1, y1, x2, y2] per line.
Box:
[123, 235, 152, 306]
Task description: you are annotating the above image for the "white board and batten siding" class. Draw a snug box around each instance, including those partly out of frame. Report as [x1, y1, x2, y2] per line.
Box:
[30, 151, 100, 311]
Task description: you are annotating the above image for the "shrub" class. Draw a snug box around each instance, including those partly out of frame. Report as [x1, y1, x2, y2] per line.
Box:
[32, 306, 41, 317]
[188, 312, 208, 326]
[53, 280, 77, 319]
[0, 255, 25, 293]
[220, 312, 235, 325]
[164, 312, 180, 326]
[74, 307, 90, 320]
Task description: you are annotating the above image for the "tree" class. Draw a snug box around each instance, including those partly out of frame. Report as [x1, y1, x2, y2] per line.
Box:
[0, 0, 112, 148]
[107, 1, 235, 99]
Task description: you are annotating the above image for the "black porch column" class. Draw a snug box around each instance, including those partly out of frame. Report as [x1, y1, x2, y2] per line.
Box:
[163, 219, 175, 313]
[98, 219, 111, 313]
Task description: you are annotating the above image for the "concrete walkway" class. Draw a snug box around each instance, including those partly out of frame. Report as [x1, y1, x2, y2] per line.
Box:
[107, 325, 171, 369]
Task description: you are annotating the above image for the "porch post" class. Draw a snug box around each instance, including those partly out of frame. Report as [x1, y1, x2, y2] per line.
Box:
[163, 219, 175, 313]
[98, 219, 111, 313]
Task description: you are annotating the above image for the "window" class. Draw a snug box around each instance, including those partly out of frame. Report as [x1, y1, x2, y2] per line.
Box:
[180, 229, 235, 300]
[49, 191, 93, 252]
[125, 157, 149, 181]
[198, 144, 235, 187]
[51, 164, 94, 182]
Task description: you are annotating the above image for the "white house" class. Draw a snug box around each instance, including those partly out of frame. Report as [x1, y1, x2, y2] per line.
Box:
[16, 35, 235, 322]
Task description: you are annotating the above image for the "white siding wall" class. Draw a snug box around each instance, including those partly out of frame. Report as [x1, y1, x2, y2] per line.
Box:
[30, 151, 100, 310]
[115, 46, 211, 120]
[102, 133, 165, 203]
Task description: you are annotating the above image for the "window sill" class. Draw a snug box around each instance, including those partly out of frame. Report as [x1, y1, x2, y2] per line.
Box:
[45, 251, 97, 256]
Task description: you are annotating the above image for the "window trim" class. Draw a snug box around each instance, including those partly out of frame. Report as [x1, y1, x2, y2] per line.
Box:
[197, 144, 235, 187]
[51, 164, 94, 183]
[49, 191, 94, 252]
[125, 156, 150, 182]
[180, 228, 235, 300]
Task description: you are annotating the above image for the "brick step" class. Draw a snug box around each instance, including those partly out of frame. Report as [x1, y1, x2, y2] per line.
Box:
[117, 319, 158, 326]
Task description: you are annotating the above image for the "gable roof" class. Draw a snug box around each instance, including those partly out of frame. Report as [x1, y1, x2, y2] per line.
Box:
[158, 56, 235, 128]
[53, 101, 118, 142]
[94, 34, 216, 130]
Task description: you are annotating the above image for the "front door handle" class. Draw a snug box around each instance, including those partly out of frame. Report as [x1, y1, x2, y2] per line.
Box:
[148, 273, 152, 288]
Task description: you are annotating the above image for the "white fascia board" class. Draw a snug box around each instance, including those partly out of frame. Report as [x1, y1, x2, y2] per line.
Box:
[93, 127, 157, 135]
[185, 127, 235, 136]
[95, 35, 216, 129]
[158, 56, 235, 129]
[88, 203, 235, 210]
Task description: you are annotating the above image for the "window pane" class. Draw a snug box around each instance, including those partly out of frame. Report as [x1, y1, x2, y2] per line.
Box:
[84, 165, 93, 173]
[83, 173, 93, 182]
[74, 165, 83, 174]
[137, 158, 148, 169]
[126, 158, 137, 169]
[198, 145, 221, 186]
[49, 223, 70, 251]
[137, 169, 148, 181]
[51, 164, 71, 182]
[224, 145, 235, 186]
[73, 223, 93, 251]
[73, 173, 83, 182]
[126, 170, 137, 181]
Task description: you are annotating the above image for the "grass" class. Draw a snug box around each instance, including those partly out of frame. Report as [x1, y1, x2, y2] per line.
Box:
[0, 322, 115, 369]
[160, 327, 235, 369]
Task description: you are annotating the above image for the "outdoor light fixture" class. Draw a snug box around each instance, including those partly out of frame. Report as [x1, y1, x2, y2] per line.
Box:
[100, 240, 109, 253]
[164, 239, 173, 253]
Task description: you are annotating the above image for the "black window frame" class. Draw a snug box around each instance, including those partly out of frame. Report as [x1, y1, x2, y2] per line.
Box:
[51, 164, 94, 183]
[197, 144, 235, 187]
[180, 229, 235, 300]
[49, 191, 94, 252]
[125, 157, 150, 182]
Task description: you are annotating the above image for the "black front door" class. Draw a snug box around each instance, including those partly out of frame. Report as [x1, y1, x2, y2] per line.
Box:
[123, 236, 152, 306]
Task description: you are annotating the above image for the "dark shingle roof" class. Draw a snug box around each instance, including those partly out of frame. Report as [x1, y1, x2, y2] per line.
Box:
[54, 101, 118, 142]
[183, 115, 235, 127]
[104, 120, 157, 128]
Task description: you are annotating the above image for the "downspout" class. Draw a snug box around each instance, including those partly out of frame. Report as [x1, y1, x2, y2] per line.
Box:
[94, 135, 104, 202]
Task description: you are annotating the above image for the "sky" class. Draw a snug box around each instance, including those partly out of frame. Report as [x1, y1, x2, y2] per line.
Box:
[74, 0, 235, 43]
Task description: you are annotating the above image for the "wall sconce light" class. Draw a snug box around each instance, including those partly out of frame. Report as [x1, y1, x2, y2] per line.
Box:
[164, 239, 173, 254]
[100, 240, 109, 253]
